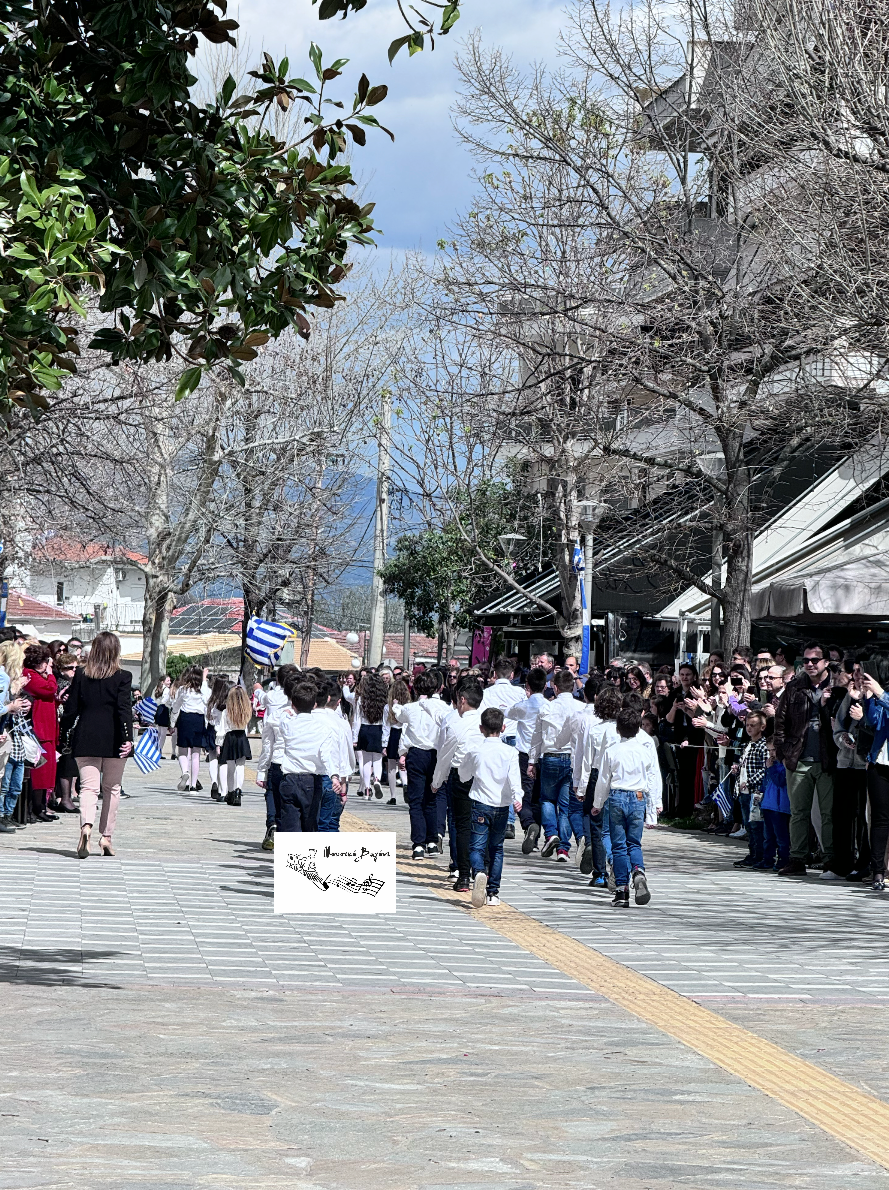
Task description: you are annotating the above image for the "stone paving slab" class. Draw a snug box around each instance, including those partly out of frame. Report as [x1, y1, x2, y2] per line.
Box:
[3, 983, 889, 1190]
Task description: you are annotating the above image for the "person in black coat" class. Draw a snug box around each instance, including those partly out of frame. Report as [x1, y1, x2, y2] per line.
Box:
[60, 632, 133, 859]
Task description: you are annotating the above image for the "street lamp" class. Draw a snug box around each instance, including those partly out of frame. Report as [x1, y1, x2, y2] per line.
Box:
[345, 631, 360, 647]
[576, 499, 609, 675]
[498, 532, 527, 559]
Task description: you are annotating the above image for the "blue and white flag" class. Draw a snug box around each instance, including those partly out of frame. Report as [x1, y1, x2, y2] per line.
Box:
[245, 615, 293, 668]
[572, 540, 585, 573]
[134, 695, 158, 724]
[573, 539, 590, 675]
[134, 726, 162, 774]
[713, 775, 734, 820]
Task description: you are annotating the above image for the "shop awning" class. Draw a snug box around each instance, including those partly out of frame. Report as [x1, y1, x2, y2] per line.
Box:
[750, 554, 889, 620]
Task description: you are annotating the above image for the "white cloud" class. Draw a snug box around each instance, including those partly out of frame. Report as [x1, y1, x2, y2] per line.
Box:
[205, 0, 567, 249]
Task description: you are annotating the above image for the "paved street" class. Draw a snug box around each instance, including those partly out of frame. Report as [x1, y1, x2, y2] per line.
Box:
[2, 762, 889, 1188]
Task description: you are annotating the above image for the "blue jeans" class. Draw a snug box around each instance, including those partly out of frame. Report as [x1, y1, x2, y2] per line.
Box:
[469, 801, 510, 896]
[264, 762, 282, 829]
[539, 753, 577, 854]
[608, 789, 646, 888]
[503, 737, 517, 825]
[762, 808, 790, 867]
[588, 801, 612, 877]
[317, 775, 343, 832]
[2, 758, 23, 818]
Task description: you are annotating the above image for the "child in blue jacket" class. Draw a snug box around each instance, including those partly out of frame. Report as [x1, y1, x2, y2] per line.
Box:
[757, 740, 789, 871]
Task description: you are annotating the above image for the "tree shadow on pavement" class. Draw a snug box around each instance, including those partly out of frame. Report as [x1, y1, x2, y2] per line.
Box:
[0, 945, 126, 988]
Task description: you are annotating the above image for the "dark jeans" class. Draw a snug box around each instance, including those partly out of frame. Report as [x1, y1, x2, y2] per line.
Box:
[583, 771, 611, 877]
[469, 801, 510, 896]
[747, 819, 765, 865]
[675, 746, 698, 817]
[539, 753, 576, 855]
[317, 775, 343, 832]
[405, 747, 442, 847]
[449, 769, 473, 878]
[264, 761, 282, 830]
[608, 789, 646, 888]
[279, 772, 322, 832]
[517, 751, 540, 830]
[762, 808, 790, 868]
[867, 763, 889, 878]
[833, 767, 870, 875]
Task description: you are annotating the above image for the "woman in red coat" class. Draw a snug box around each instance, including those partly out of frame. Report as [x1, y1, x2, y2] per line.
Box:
[23, 643, 59, 821]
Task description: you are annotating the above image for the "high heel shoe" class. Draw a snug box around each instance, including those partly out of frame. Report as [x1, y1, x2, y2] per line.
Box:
[99, 836, 115, 856]
[77, 826, 91, 859]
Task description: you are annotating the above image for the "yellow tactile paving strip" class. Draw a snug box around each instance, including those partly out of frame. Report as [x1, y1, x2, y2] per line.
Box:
[341, 809, 889, 1170]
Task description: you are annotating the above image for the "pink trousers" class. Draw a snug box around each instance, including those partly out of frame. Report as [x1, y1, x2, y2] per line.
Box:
[77, 756, 127, 838]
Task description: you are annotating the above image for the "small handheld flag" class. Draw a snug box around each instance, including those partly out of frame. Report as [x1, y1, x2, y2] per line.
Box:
[245, 615, 293, 668]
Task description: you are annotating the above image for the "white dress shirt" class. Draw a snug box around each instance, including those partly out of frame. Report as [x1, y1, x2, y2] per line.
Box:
[481, 679, 526, 718]
[255, 687, 290, 777]
[171, 682, 210, 722]
[528, 692, 578, 764]
[432, 708, 483, 789]
[278, 709, 340, 777]
[506, 691, 547, 753]
[577, 718, 619, 791]
[457, 735, 523, 807]
[593, 733, 663, 816]
[316, 706, 355, 776]
[393, 696, 448, 753]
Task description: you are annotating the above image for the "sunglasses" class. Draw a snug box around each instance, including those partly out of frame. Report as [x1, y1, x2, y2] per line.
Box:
[803, 657, 824, 665]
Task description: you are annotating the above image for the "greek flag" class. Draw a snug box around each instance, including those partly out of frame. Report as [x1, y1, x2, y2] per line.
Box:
[134, 726, 162, 774]
[245, 615, 293, 667]
[572, 540, 585, 573]
[713, 775, 733, 820]
[573, 539, 590, 675]
[134, 695, 158, 724]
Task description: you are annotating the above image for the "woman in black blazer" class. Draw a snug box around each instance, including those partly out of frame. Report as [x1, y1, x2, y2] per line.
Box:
[60, 632, 134, 859]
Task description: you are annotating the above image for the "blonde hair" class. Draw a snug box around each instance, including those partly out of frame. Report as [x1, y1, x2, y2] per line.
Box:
[225, 686, 252, 730]
[0, 640, 25, 681]
[82, 631, 121, 679]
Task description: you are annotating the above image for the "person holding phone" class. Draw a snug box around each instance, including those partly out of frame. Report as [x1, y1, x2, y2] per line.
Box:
[832, 677, 870, 880]
[859, 657, 889, 891]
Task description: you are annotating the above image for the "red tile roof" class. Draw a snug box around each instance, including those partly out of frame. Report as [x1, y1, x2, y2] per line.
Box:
[32, 536, 148, 565]
[7, 590, 81, 622]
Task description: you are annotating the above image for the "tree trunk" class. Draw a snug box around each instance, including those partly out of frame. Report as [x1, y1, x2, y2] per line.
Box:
[300, 580, 315, 668]
[140, 573, 175, 693]
[721, 449, 754, 650]
[710, 523, 723, 652]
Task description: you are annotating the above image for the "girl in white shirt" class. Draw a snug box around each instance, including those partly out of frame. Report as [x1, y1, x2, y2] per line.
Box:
[204, 675, 231, 801]
[353, 672, 387, 799]
[170, 665, 211, 792]
[218, 686, 252, 805]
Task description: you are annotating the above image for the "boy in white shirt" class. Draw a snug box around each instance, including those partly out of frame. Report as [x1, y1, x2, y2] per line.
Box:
[457, 708, 523, 908]
[278, 675, 344, 832]
[315, 679, 356, 832]
[393, 670, 449, 859]
[593, 707, 660, 907]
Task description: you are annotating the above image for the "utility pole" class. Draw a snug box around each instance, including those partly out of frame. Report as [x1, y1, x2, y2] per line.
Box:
[367, 389, 391, 668]
[402, 615, 411, 670]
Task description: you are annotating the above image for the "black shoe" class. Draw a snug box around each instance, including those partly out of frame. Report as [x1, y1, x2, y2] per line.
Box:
[541, 834, 560, 858]
[580, 846, 594, 876]
[845, 870, 865, 883]
[194, 781, 203, 792]
[504, 824, 515, 840]
[612, 886, 630, 907]
[733, 856, 754, 868]
[873, 876, 886, 892]
[632, 869, 651, 905]
[411, 845, 425, 860]
[387, 797, 396, 806]
[778, 859, 807, 876]
[225, 791, 236, 805]
[35, 811, 57, 822]
[0, 818, 15, 833]
[453, 878, 471, 892]
[261, 826, 275, 852]
[233, 790, 242, 806]
[120, 789, 131, 798]
[522, 823, 541, 854]
[426, 841, 439, 856]
[210, 783, 222, 801]
[58, 801, 79, 813]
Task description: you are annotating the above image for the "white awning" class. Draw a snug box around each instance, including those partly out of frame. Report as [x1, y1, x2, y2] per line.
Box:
[750, 554, 889, 620]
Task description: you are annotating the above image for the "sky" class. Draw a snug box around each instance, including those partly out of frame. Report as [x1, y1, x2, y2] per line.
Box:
[212, 0, 568, 257]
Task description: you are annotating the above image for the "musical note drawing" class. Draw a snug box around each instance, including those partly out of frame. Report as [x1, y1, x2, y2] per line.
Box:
[286, 849, 385, 896]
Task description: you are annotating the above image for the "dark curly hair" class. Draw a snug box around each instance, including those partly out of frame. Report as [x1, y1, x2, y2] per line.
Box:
[358, 672, 387, 725]
[23, 643, 51, 670]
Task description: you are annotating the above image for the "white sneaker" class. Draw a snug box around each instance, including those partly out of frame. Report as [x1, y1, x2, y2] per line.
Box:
[486, 895, 500, 906]
[176, 774, 189, 791]
[471, 872, 487, 908]
[729, 827, 747, 839]
[819, 869, 841, 881]
[574, 837, 587, 869]
[556, 853, 569, 863]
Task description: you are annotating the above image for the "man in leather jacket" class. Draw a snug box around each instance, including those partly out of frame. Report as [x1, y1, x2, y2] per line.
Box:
[773, 642, 838, 877]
